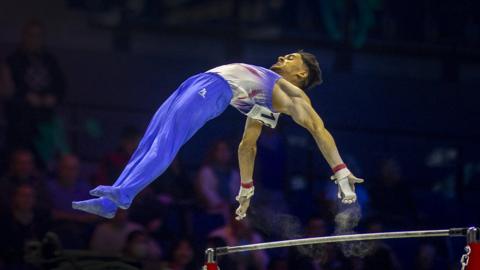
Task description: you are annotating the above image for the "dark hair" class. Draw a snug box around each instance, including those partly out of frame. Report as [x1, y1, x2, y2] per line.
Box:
[123, 230, 147, 254]
[168, 238, 194, 261]
[298, 50, 323, 90]
[125, 230, 147, 245]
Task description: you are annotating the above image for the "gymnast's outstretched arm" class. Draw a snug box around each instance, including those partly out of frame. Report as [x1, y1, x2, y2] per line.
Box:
[238, 117, 263, 186]
[272, 78, 363, 203]
[234, 117, 262, 220]
[272, 78, 343, 168]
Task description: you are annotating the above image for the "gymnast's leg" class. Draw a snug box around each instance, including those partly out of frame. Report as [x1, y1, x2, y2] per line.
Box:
[72, 93, 180, 218]
[73, 73, 232, 214]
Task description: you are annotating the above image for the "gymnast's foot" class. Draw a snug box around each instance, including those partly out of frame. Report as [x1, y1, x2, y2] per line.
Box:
[72, 197, 117, 219]
[89, 185, 132, 209]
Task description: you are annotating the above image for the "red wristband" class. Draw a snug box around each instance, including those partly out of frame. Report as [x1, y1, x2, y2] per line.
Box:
[241, 181, 254, 188]
[332, 163, 347, 173]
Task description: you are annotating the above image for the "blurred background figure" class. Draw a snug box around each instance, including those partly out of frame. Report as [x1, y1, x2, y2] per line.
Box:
[161, 239, 196, 270]
[46, 154, 95, 248]
[209, 209, 269, 270]
[286, 216, 337, 270]
[0, 63, 14, 141]
[0, 148, 47, 212]
[304, 216, 328, 238]
[122, 230, 162, 270]
[93, 126, 141, 186]
[4, 19, 69, 167]
[151, 157, 193, 205]
[47, 154, 92, 221]
[90, 209, 144, 256]
[414, 243, 445, 270]
[368, 158, 417, 229]
[360, 219, 402, 270]
[1, 148, 38, 186]
[195, 139, 240, 217]
[140, 156, 195, 244]
[0, 184, 51, 269]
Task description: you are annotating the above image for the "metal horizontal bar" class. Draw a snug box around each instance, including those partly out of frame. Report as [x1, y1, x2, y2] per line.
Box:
[216, 228, 468, 256]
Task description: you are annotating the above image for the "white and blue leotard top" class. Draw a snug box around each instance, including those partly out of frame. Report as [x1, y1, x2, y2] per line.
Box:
[208, 63, 282, 128]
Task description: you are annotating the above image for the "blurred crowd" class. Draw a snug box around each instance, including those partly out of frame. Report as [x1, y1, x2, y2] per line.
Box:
[65, 0, 480, 49]
[0, 19, 478, 270]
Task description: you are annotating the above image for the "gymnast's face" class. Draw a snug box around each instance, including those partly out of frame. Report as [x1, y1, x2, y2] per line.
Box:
[270, 53, 308, 88]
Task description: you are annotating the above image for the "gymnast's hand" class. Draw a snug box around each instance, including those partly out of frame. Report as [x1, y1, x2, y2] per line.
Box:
[331, 167, 364, 204]
[235, 185, 255, 220]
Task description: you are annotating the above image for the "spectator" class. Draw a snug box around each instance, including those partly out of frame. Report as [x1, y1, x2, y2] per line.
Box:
[205, 236, 236, 269]
[146, 157, 194, 237]
[94, 127, 182, 243]
[195, 140, 240, 215]
[368, 158, 417, 229]
[1, 148, 38, 185]
[127, 157, 194, 235]
[361, 219, 401, 270]
[0, 63, 13, 159]
[289, 243, 348, 270]
[287, 217, 333, 270]
[0, 63, 14, 99]
[46, 154, 96, 248]
[5, 19, 68, 166]
[0, 184, 51, 268]
[0, 63, 14, 126]
[90, 209, 144, 256]
[0, 148, 46, 213]
[209, 210, 269, 270]
[305, 216, 328, 238]
[123, 230, 162, 270]
[414, 243, 445, 270]
[161, 239, 196, 270]
[151, 157, 193, 203]
[128, 189, 177, 252]
[47, 154, 93, 222]
[93, 126, 141, 186]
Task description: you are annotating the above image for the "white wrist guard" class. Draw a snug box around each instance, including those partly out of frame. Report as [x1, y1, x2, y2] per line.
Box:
[330, 167, 356, 203]
[236, 186, 255, 200]
[330, 167, 351, 181]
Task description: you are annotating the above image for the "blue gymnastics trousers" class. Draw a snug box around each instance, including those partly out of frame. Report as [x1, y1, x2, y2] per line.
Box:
[72, 73, 232, 218]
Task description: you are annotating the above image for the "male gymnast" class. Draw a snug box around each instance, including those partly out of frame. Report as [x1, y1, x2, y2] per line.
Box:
[72, 51, 364, 220]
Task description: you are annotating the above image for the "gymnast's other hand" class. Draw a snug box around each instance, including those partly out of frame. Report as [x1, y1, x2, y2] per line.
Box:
[331, 169, 364, 204]
[235, 186, 255, 220]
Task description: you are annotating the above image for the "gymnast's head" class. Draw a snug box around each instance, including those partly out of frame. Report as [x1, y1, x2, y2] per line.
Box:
[270, 50, 323, 90]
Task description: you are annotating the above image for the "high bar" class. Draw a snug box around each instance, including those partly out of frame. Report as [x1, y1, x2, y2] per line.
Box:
[215, 228, 469, 256]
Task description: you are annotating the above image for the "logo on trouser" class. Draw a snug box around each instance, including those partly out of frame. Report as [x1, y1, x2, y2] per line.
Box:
[198, 88, 207, 98]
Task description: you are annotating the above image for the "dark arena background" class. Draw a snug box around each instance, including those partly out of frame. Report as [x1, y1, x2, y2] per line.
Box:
[0, 1, 479, 270]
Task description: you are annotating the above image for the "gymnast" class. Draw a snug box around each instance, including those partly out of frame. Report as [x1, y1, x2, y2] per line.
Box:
[72, 51, 364, 220]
